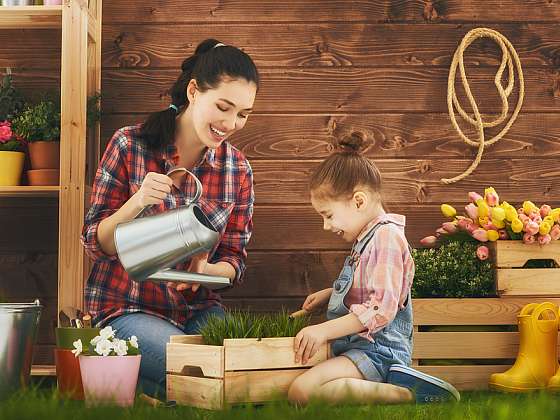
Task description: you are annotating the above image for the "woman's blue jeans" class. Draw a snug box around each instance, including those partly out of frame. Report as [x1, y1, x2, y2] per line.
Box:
[108, 306, 224, 398]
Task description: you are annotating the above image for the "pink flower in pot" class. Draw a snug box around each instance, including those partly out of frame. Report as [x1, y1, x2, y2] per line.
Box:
[0, 120, 13, 143]
[476, 245, 489, 261]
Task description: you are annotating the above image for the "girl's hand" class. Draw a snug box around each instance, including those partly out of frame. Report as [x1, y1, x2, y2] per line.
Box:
[294, 324, 327, 365]
[135, 172, 173, 209]
[169, 253, 209, 292]
[302, 288, 333, 313]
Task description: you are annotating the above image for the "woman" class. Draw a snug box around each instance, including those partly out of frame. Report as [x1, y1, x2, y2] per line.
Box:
[81, 39, 259, 397]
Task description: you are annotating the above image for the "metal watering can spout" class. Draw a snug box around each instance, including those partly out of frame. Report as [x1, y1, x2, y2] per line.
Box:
[114, 170, 231, 289]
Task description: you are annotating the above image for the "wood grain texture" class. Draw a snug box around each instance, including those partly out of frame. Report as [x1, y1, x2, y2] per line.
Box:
[103, 1, 560, 23]
[102, 113, 560, 161]
[101, 23, 560, 69]
[100, 68, 555, 114]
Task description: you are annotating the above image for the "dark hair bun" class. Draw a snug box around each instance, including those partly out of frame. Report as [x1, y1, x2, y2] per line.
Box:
[336, 131, 368, 154]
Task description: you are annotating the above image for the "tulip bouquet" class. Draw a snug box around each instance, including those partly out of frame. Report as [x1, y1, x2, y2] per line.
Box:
[420, 187, 560, 260]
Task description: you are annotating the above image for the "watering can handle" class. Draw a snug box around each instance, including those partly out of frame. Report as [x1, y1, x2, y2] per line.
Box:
[134, 169, 203, 219]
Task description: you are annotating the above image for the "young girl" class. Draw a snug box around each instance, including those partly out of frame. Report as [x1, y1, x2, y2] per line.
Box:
[81, 39, 258, 397]
[288, 133, 460, 405]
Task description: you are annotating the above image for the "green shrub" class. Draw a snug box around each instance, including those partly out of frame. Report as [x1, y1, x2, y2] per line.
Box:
[200, 310, 311, 346]
[412, 240, 495, 298]
[0, 74, 25, 121]
[12, 99, 60, 142]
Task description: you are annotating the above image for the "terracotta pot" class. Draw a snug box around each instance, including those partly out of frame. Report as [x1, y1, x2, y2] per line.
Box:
[0, 151, 25, 186]
[28, 141, 60, 170]
[27, 169, 59, 186]
[79, 355, 141, 407]
[54, 348, 84, 400]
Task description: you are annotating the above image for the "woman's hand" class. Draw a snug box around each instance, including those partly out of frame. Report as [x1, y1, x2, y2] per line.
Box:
[134, 172, 173, 210]
[302, 288, 333, 313]
[168, 253, 208, 292]
[294, 324, 328, 365]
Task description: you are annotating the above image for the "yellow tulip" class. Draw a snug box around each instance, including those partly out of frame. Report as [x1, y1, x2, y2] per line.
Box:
[544, 216, 554, 226]
[476, 199, 490, 218]
[441, 204, 456, 218]
[479, 216, 489, 226]
[511, 218, 523, 233]
[492, 218, 505, 229]
[540, 221, 552, 235]
[551, 208, 560, 223]
[491, 207, 506, 222]
[523, 201, 538, 215]
[487, 230, 500, 241]
[505, 206, 518, 222]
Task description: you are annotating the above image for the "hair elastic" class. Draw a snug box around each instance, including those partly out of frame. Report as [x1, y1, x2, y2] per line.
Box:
[213, 43, 226, 49]
[169, 104, 179, 113]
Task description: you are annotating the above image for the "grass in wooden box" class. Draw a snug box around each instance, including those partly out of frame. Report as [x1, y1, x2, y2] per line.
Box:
[412, 297, 560, 390]
[493, 241, 560, 297]
[166, 311, 327, 409]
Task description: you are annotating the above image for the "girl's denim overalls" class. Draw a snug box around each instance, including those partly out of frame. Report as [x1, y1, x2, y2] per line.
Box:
[326, 221, 413, 382]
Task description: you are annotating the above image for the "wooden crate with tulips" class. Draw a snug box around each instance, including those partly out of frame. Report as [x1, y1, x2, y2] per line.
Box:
[166, 312, 328, 409]
[422, 188, 560, 298]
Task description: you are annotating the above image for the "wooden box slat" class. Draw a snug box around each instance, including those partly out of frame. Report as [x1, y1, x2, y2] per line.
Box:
[224, 369, 306, 404]
[167, 375, 223, 410]
[418, 366, 513, 391]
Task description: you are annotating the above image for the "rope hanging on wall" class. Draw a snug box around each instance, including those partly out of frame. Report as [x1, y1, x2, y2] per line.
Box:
[441, 27, 525, 184]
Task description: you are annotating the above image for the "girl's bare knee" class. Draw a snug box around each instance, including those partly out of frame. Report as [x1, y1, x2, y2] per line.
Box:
[288, 375, 312, 405]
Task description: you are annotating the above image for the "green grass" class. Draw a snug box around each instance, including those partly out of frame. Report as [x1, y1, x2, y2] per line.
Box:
[199, 310, 311, 345]
[2, 386, 560, 420]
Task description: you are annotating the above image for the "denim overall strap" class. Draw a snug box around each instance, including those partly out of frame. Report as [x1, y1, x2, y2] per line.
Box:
[326, 221, 392, 320]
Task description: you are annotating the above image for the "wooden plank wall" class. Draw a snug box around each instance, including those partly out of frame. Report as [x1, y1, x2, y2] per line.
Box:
[2, 1, 560, 364]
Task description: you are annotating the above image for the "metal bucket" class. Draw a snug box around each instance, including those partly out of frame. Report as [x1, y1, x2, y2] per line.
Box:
[0, 300, 42, 399]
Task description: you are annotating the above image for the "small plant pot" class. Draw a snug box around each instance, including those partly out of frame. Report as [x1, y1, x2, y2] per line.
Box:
[0, 151, 25, 186]
[2, 0, 35, 5]
[54, 348, 84, 400]
[79, 355, 141, 407]
[28, 141, 60, 169]
[55, 327, 101, 350]
[27, 169, 59, 186]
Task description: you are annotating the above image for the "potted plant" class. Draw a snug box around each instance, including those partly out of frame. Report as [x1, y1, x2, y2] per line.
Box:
[0, 121, 26, 186]
[12, 98, 60, 186]
[72, 326, 141, 407]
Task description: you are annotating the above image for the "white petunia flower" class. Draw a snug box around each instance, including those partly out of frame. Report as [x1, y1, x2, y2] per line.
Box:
[91, 326, 115, 346]
[113, 339, 128, 356]
[94, 338, 113, 356]
[71, 339, 83, 357]
[129, 335, 139, 349]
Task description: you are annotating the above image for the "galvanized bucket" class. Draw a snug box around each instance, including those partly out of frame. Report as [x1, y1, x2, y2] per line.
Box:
[0, 300, 42, 399]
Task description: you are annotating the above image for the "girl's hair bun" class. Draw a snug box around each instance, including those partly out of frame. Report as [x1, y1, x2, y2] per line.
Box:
[336, 131, 368, 154]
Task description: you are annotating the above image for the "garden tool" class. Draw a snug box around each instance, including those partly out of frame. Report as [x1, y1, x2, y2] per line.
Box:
[489, 302, 559, 392]
[114, 169, 231, 289]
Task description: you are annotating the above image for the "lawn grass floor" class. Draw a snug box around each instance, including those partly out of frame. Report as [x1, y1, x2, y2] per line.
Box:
[2, 378, 560, 420]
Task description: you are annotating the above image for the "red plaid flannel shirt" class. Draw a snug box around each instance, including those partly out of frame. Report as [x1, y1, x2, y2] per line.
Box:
[81, 125, 254, 328]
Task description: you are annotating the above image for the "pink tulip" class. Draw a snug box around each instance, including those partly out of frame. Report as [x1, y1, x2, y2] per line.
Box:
[540, 205, 552, 218]
[518, 207, 524, 215]
[482, 221, 498, 231]
[518, 214, 529, 224]
[524, 220, 539, 235]
[466, 221, 477, 233]
[550, 224, 560, 241]
[529, 211, 542, 222]
[476, 245, 489, 261]
[498, 229, 509, 240]
[484, 188, 499, 207]
[436, 227, 447, 236]
[523, 233, 536, 244]
[538, 234, 552, 246]
[420, 236, 438, 247]
[468, 191, 483, 203]
[457, 217, 473, 231]
[471, 229, 489, 242]
[465, 203, 479, 220]
[442, 222, 457, 234]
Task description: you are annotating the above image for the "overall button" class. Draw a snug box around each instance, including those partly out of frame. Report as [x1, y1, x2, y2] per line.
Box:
[335, 283, 342, 292]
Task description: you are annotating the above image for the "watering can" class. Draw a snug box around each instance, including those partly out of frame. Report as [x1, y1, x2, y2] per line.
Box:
[114, 169, 231, 289]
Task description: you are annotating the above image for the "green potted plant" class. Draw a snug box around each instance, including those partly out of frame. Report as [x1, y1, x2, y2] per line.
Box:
[12, 98, 60, 186]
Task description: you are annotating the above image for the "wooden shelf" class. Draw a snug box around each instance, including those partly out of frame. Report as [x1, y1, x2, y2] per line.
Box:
[31, 364, 56, 376]
[0, 5, 62, 29]
[0, 186, 60, 197]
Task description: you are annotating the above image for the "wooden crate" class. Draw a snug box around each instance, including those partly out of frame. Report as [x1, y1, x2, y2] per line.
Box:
[493, 240, 560, 297]
[166, 335, 328, 409]
[412, 298, 560, 390]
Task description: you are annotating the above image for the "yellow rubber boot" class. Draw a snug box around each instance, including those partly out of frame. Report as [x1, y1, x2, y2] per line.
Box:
[547, 306, 560, 392]
[489, 302, 559, 392]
